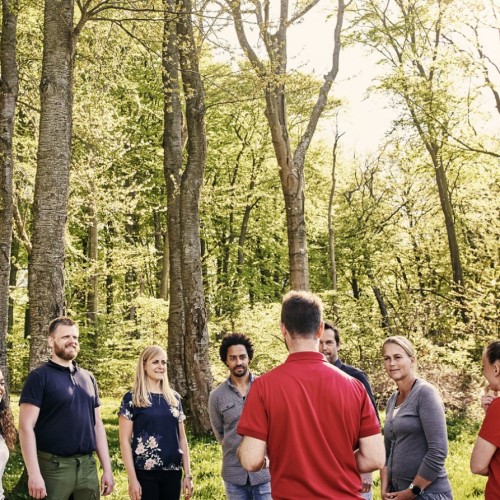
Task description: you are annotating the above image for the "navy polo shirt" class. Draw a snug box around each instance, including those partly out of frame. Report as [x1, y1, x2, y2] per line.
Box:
[20, 360, 100, 456]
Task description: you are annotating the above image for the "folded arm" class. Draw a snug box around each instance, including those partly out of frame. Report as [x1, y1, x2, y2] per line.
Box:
[237, 435, 266, 472]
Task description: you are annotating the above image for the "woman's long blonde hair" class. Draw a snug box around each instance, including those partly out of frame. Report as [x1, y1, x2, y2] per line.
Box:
[132, 346, 178, 408]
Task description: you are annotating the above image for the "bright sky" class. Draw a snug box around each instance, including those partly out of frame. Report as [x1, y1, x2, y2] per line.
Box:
[211, 0, 499, 155]
[286, 8, 397, 154]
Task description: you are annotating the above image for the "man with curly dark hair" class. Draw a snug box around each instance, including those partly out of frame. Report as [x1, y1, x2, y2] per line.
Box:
[209, 333, 271, 499]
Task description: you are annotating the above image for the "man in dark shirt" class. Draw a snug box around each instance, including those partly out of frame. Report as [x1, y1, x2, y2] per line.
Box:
[320, 321, 379, 500]
[19, 317, 114, 500]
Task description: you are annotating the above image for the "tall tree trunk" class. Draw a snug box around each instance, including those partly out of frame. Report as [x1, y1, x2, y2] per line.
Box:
[28, 0, 75, 370]
[87, 205, 98, 330]
[163, 0, 213, 434]
[229, 0, 346, 291]
[431, 150, 464, 291]
[159, 231, 169, 301]
[328, 128, 343, 317]
[163, 0, 188, 402]
[105, 221, 114, 314]
[153, 209, 165, 298]
[8, 236, 19, 333]
[177, 0, 213, 434]
[0, 0, 18, 380]
[372, 285, 389, 330]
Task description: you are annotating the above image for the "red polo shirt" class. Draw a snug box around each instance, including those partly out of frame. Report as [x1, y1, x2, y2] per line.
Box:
[238, 351, 381, 499]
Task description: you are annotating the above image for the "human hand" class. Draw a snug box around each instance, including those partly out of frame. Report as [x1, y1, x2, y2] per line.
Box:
[101, 470, 115, 496]
[183, 475, 194, 498]
[128, 477, 142, 500]
[360, 472, 372, 493]
[28, 472, 47, 499]
[481, 385, 498, 412]
[384, 490, 415, 499]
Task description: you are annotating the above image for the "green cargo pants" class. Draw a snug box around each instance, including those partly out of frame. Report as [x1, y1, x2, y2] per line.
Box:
[37, 451, 99, 500]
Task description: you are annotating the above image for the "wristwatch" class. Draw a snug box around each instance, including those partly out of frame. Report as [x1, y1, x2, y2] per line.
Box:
[408, 483, 422, 496]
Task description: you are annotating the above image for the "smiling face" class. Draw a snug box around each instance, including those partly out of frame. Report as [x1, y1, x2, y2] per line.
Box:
[383, 342, 414, 382]
[144, 353, 167, 387]
[49, 324, 80, 365]
[225, 344, 250, 379]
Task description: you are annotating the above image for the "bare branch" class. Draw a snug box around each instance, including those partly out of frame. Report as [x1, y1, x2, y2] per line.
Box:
[12, 203, 31, 255]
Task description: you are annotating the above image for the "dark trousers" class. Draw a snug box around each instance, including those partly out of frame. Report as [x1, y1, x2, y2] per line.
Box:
[135, 469, 182, 500]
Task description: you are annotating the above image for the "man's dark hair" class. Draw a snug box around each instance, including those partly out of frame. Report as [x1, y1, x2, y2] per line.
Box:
[323, 321, 340, 345]
[219, 333, 254, 363]
[486, 340, 500, 364]
[281, 291, 323, 337]
[48, 316, 77, 336]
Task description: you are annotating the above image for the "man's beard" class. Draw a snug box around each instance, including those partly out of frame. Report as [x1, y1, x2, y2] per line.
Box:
[231, 366, 248, 378]
[54, 344, 79, 361]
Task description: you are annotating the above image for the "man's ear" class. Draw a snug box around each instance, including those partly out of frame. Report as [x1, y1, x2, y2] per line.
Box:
[316, 321, 325, 339]
[280, 322, 287, 339]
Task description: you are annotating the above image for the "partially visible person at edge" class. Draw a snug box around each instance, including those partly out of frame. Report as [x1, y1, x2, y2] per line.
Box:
[118, 346, 194, 500]
[18, 316, 114, 500]
[0, 369, 16, 500]
[237, 290, 385, 499]
[471, 340, 500, 499]
[381, 336, 453, 500]
[320, 322, 379, 499]
[209, 333, 271, 500]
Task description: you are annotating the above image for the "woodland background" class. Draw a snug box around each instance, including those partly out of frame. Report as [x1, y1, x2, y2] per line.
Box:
[0, 0, 498, 445]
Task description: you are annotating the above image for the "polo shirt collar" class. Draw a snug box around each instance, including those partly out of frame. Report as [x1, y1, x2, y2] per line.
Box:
[47, 359, 79, 372]
[226, 371, 255, 389]
[285, 351, 325, 362]
[333, 358, 343, 369]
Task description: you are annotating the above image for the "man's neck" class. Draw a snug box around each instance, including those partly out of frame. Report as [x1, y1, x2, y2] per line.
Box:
[230, 371, 250, 390]
[51, 356, 74, 368]
[286, 338, 319, 354]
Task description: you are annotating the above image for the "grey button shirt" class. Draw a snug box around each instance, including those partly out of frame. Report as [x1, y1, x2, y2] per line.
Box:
[208, 373, 271, 486]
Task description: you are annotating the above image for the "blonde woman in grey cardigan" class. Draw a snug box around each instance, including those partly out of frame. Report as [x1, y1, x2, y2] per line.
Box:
[381, 336, 453, 500]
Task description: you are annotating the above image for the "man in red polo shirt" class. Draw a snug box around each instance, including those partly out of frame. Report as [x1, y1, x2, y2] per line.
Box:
[237, 291, 385, 499]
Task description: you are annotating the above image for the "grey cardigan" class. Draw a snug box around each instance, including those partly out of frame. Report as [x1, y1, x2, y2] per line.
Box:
[384, 379, 452, 494]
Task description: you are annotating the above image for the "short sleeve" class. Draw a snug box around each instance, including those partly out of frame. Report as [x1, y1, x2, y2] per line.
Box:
[90, 373, 101, 408]
[175, 393, 186, 423]
[118, 391, 135, 420]
[479, 398, 500, 447]
[358, 384, 381, 439]
[19, 370, 44, 408]
[237, 378, 268, 441]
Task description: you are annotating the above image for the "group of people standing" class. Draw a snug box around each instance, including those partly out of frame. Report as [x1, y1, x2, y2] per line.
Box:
[0, 291, 497, 499]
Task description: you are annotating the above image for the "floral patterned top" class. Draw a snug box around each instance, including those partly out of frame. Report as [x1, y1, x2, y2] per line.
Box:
[118, 391, 186, 471]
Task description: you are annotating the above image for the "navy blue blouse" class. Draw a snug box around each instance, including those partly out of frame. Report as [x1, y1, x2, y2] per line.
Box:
[118, 391, 186, 471]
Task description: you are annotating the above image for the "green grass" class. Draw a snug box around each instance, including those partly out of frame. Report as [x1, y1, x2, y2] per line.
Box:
[4, 398, 487, 499]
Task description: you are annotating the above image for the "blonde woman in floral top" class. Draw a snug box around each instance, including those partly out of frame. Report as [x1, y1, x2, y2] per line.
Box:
[119, 346, 194, 500]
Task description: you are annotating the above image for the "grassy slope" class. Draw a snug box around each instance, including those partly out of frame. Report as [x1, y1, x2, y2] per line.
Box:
[4, 396, 486, 499]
